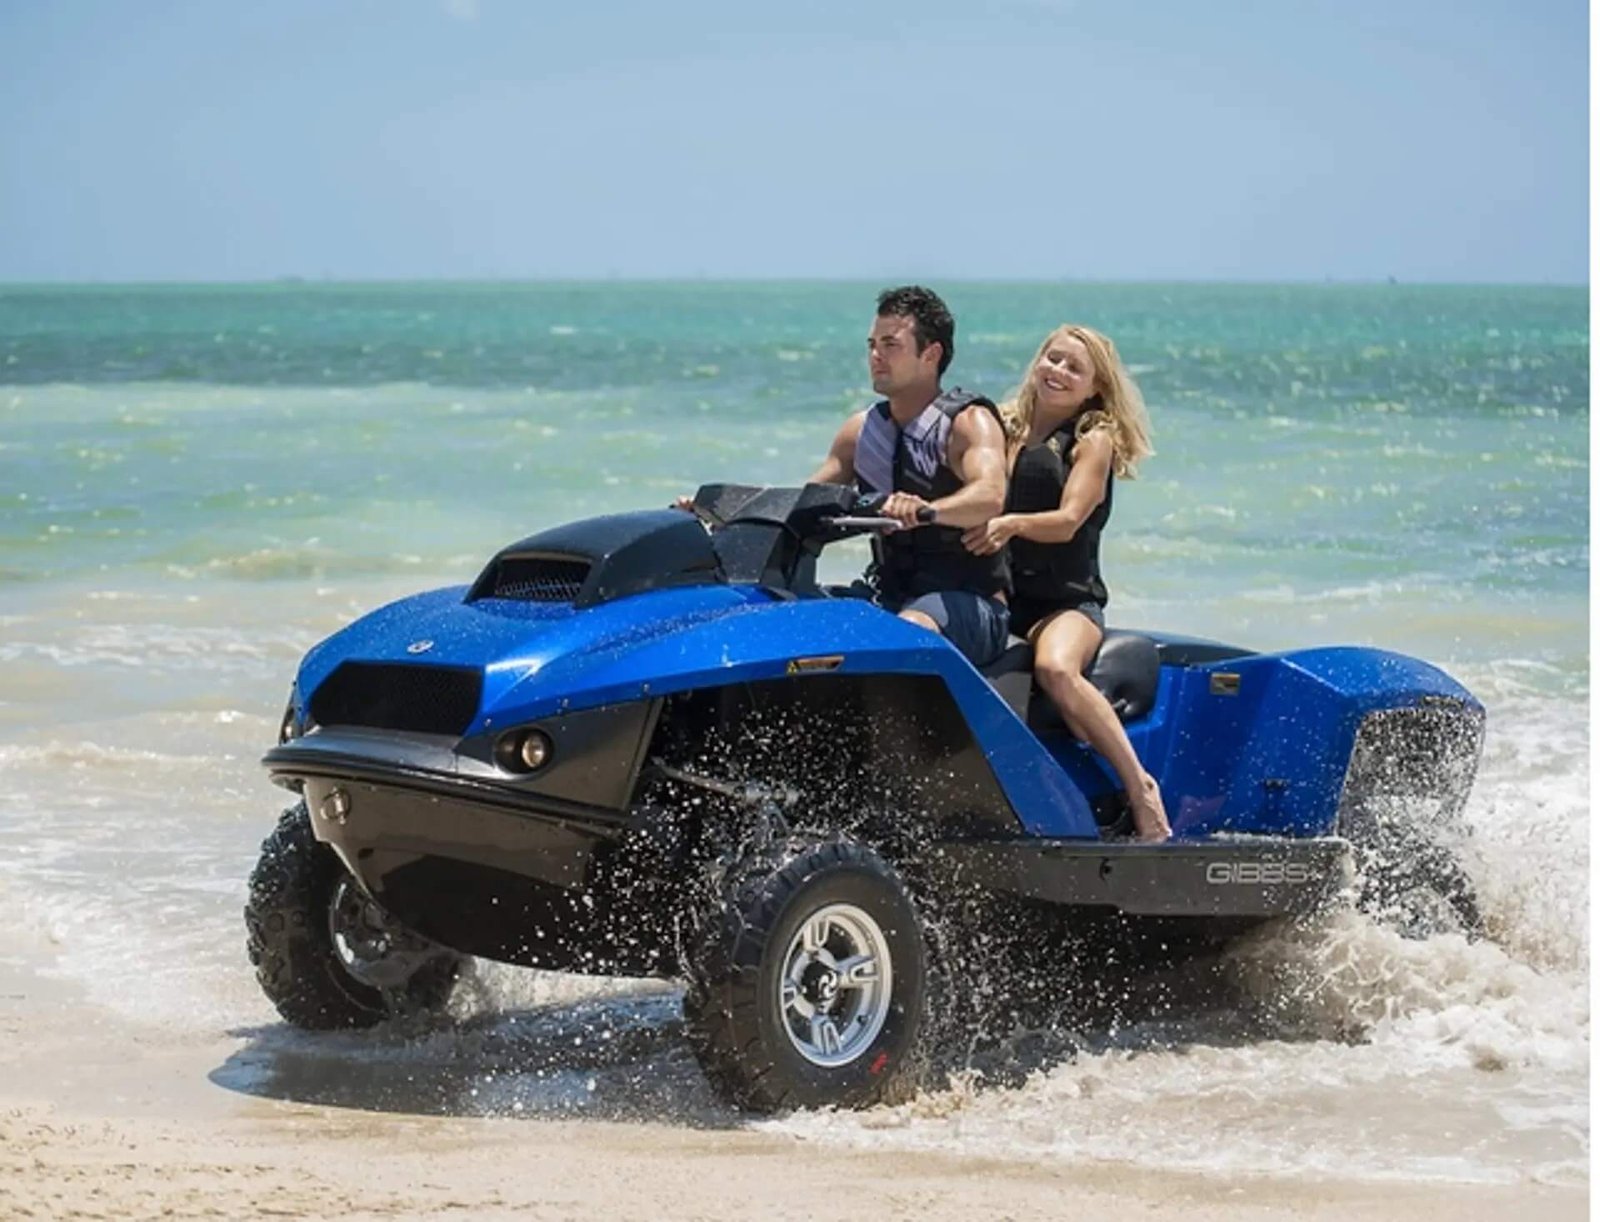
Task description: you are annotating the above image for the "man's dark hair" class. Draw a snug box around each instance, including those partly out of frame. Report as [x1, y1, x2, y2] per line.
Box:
[876, 285, 954, 376]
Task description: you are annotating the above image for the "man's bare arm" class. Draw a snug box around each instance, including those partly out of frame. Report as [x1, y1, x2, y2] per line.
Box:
[926, 405, 1008, 527]
[808, 411, 866, 485]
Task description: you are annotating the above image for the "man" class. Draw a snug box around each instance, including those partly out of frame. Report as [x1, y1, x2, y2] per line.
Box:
[809, 286, 1010, 667]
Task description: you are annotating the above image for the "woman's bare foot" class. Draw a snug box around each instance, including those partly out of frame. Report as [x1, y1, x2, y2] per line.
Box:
[1131, 774, 1171, 842]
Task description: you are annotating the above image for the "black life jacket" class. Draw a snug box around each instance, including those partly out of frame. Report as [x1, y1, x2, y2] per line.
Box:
[1006, 419, 1113, 607]
[854, 388, 1010, 604]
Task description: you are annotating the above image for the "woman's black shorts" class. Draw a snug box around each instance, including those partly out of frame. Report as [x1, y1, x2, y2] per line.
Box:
[1009, 595, 1105, 642]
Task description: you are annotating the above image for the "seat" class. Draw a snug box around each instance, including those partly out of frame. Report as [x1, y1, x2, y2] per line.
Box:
[979, 629, 1162, 731]
[980, 637, 1036, 723]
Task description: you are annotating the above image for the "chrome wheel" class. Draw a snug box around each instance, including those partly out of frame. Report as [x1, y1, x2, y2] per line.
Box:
[328, 877, 446, 991]
[778, 902, 894, 1068]
[685, 837, 929, 1111]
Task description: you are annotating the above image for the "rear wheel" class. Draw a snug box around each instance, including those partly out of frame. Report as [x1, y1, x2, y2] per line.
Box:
[1343, 799, 1483, 937]
[245, 803, 462, 1029]
[684, 838, 932, 1112]
[1338, 704, 1485, 939]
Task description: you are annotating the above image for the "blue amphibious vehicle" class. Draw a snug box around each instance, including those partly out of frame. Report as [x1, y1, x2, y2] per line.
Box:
[248, 483, 1484, 1111]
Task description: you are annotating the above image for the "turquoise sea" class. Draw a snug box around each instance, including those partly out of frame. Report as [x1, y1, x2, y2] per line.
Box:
[0, 281, 1588, 1184]
[1, 281, 1586, 677]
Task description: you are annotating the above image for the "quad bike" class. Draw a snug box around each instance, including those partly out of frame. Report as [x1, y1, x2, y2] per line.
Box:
[247, 483, 1484, 1110]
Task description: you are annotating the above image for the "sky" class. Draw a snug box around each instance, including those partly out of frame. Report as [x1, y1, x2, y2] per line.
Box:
[0, 0, 1588, 283]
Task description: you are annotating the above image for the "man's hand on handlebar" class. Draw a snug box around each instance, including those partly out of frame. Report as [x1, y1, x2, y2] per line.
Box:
[880, 492, 936, 527]
[672, 494, 723, 529]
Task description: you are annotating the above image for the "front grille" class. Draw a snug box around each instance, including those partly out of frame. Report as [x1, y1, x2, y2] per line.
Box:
[309, 662, 482, 736]
[483, 556, 591, 602]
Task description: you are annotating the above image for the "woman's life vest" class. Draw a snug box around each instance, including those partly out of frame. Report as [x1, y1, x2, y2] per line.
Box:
[1005, 420, 1113, 607]
[853, 388, 1010, 605]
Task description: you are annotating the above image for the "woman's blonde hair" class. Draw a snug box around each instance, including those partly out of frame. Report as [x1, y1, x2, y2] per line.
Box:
[998, 324, 1153, 479]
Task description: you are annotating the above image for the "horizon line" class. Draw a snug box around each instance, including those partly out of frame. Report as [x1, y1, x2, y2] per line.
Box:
[0, 274, 1588, 290]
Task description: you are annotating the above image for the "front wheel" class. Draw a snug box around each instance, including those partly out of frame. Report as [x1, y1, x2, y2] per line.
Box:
[245, 803, 463, 1029]
[684, 838, 932, 1112]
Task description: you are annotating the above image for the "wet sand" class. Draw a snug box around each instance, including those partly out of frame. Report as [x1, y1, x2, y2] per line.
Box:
[0, 932, 1584, 1222]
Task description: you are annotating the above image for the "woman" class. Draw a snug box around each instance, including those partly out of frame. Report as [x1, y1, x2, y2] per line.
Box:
[963, 325, 1171, 841]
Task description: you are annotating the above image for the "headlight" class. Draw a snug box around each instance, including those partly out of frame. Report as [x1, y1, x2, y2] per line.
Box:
[494, 727, 553, 774]
[278, 688, 313, 743]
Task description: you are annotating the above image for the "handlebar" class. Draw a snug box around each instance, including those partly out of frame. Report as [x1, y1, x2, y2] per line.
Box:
[821, 503, 937, 533]
[675, 485, 938, 543]
[823, 508, 935, 532]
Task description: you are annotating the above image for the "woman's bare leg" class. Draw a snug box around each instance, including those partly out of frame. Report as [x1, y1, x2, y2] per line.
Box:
[1032, 611, 1172, 842]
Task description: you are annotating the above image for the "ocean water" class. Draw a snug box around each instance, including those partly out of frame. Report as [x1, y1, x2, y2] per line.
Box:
[0, 282, 1587, 1184]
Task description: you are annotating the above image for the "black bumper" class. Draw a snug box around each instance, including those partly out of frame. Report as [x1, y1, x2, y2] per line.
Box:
[263, 729, 632, 895]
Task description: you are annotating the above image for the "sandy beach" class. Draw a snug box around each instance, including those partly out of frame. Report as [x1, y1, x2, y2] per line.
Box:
[1, 919, 1584, 1222]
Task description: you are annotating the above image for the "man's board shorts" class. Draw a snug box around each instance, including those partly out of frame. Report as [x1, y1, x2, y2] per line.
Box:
[894, 591, 1010, 668]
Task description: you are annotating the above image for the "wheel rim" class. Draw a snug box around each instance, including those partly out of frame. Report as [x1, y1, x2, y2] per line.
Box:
[328, 877, 444, 991]
[778, 902, 894, 1068]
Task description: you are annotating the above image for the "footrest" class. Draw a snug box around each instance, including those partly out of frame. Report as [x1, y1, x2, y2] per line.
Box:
[937, 836, 1352, 918]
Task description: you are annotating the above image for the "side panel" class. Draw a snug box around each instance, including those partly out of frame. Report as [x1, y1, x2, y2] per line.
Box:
[1152, 647, 1480, 837]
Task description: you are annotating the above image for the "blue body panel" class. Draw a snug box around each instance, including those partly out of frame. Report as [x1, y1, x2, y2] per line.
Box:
[294, 582, 1479, 846]
[1117, 646, 1474, 839]
[296, 584, 1103, 838]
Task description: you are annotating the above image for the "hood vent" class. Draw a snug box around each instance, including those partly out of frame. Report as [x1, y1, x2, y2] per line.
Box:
[467, 512, 721, 609]
[478, 555, 592, 603]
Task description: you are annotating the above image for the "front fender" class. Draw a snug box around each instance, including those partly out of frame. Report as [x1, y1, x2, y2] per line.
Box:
[486, 597, 1101, 838]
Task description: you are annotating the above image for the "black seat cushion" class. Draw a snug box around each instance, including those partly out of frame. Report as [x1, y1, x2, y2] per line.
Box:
[979, 637, 1034, 723]
[1079, 631, 1161, 722]
[979, 629, 1161, 731]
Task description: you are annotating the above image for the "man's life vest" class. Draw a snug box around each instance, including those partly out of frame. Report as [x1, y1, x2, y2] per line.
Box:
[853, 388, 1010, 605]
